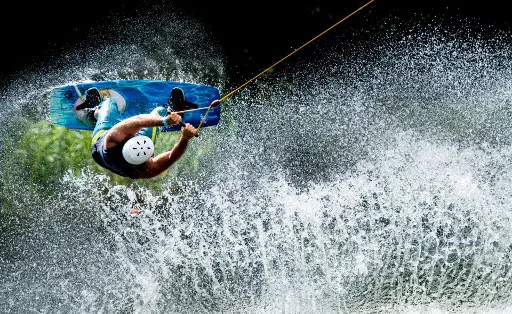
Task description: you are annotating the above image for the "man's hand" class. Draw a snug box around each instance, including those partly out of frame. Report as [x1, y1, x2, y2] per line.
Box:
[165, 112, 182, 126]
[181, 123, 198, 139]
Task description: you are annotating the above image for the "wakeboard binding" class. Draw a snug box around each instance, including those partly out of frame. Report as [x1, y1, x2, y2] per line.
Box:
[75, 87, 102, 125]
[166, 87, 200, 137]
[76, 87, 102, 110]
[167, 87, 199, 118]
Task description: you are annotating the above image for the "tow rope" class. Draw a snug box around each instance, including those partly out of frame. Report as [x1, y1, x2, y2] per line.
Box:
[191, 0, 376, 134]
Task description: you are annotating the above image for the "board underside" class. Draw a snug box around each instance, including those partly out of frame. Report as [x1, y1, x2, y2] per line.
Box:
[49, 80, 221, 132]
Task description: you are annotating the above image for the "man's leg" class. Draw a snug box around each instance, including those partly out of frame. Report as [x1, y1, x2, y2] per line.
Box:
[91, 98, 123, 145]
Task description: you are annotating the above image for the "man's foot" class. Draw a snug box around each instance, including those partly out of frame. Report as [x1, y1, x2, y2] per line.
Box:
[168, 87, 186, 118]
[168, 87, 185, 105]
[167, 87, 198, 113]
[76, 87, 102, 110]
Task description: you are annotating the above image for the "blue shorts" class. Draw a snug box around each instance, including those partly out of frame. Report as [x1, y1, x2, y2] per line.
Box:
[91, 132, 143, 178]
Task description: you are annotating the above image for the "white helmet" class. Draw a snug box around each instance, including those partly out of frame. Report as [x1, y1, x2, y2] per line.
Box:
[122, 135, 155, 165]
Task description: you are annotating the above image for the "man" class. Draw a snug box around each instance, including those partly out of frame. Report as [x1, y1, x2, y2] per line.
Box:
[78, 87, 219, 179]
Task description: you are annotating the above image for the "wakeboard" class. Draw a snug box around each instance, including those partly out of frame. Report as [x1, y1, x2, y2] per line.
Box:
[48, 80, 221, 132]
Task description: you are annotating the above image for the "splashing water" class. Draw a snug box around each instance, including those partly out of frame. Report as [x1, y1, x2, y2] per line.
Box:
[2, 11, 512, 314]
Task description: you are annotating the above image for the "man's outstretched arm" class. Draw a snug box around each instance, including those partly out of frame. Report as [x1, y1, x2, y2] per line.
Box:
[139, 123, 197, 179]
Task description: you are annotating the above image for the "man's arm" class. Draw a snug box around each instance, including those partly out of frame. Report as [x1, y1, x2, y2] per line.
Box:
[105, 112, 181, 147]
[139, 124, 198, 179]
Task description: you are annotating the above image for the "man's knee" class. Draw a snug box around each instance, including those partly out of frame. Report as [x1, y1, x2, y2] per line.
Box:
[150, 106, 168, 117]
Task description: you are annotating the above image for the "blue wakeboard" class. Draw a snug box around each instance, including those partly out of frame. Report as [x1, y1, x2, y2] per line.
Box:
[48, 80, 221, 132]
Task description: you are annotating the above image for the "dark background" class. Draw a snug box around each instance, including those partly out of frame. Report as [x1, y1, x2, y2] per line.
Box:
[0, 0, 510, 84]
